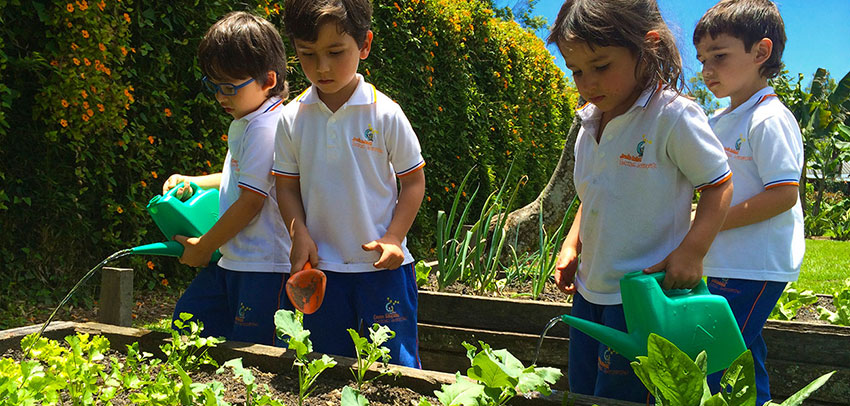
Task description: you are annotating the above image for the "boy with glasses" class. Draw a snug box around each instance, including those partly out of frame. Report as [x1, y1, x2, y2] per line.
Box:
[162, 11, 291, 345]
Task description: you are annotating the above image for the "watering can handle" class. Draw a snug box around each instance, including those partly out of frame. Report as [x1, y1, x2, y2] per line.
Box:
[646, 271, 710, 295]
[163, 181, 200, 200]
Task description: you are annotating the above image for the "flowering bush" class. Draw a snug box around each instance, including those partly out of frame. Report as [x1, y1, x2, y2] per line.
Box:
[0, 0, 576, 304]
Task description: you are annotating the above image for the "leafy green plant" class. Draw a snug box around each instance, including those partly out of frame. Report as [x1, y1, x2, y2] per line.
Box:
[419, 340, 562, 406]
[769, 283, 818, 320]
[161, 312, 224, 372]
[217, 358, 285, 406]
[818, 278, 850, 326]
[415, 260, 433, 288]
[348, 323, 397, 390]
[436, 166, 479, 290]
[275, 309, 337, 406]
[465, 169, 526, 294]
[342, 385, 371, 406]
[632, 333, 834, 406]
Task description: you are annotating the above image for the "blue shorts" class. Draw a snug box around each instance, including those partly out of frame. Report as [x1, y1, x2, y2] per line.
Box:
[706, 277, 786, 406]
[568, 292, 651, 404]
[279, 263, 421, 368]
[172, 263, 287, 346]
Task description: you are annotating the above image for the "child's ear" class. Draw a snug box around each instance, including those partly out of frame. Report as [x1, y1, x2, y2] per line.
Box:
[644, 30, 661, 44]
[359, 30, 373, 60]
[261, 71, 277, 92]
[753, 38, 773, 65]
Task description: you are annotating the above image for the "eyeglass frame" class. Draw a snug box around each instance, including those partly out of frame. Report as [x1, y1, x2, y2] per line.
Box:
[202, 76, 256, 96]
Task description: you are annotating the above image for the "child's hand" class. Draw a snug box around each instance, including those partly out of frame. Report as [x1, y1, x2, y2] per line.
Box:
[643, 245, 703, 290]
[554, 244, 579, 294]
[173, 234, 213, 267]
[290, 234, 318, 273]
[162, 174, 193, 199]
[362, 236, 404, 270]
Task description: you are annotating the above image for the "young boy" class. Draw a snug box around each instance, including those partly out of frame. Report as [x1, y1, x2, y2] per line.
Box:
[164, 11, 292, 345]
[274, 0, 426, 368]
[694, 1, 804, 403]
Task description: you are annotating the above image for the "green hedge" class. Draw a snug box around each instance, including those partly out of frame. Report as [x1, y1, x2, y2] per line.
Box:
[0, 0, 575, 303]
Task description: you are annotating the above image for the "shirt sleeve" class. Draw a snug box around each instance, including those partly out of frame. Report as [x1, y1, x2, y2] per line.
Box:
[666, 102, 732, 190]
[749, 114, 804, 189]
[383, 103, 425, 177]
[272, 110, 300, 179]
[235, 123, 277, 197]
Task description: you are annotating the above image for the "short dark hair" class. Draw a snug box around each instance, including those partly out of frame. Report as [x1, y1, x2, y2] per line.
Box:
[283, 0, 372, 47]
[693, 0, 786, 79]
[198, 12, 289, 98]
[547, 0, 684, 92]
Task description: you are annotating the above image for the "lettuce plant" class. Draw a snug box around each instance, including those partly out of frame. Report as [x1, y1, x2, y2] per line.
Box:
[769, 283, 818, 321]
[162, 312, 225, 372]
[274, 309, 337, 406]
[818, 278, 850, 326]
[348, 323, 396, 390]
[632, 333, 834, 406]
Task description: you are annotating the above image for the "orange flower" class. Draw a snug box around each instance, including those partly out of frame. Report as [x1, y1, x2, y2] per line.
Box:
[438, 106, 443, 112]
[123, 13, 130, 23]
[98, 43, 106, 52]
[444, 186, 449, 192]
[164, 108, 172, 117]
[120, 47, 127, 56]
[141, 180, 147, 187]
[394, 2, 401, 11]
[83, 101, 89, 109]
[83, 58, 90, 66]
[147, 261, 154, 270]
[67, 22, 72, 28]
[205, 160, 212, 167]
[117, 140, 125, 147]
[151, 171, 158, 178]
[116, 206, 123, 213]
[66, 3, 74, 12]
[221, 134, 228, 141]
[81, 30, 89, 39]
[73, 58, 81, 66]
[392, 21, 397, 27]
[71, 43, 79, 50]
[60, 119, 68, 127]
[82, 113, 89, 121]
[86, 109, 94, 117]
[78, 0, 88, 10]
[80, 72, 85, 80]
[197, 142, 203, 149]
[97, 0, 104, 10]
[365, 69, 370, 76]
[61, 99, 69, 108]
[81, 90, 88, 99]
[148, 135, 154, 144]
[451, 182, 456, 188]
[426, 196, 432, 202]
[161, 278, 169, 287]
[97, 103, 104, 112]
[50, 60, 59, 67]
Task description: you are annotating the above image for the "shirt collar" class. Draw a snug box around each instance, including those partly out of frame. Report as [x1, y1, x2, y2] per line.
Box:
[715, 86, 777, 119]
[237, 96, 284, 123]
[294, 74, 377, 107]
[576, 82, 662, 122]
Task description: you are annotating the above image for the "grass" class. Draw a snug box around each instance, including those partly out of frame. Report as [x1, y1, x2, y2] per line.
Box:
[798, 238, 850, 294]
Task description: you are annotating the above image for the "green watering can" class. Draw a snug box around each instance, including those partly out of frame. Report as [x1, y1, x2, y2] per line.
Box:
[130, 182, 222, 262]
[560, 270, 746, 374]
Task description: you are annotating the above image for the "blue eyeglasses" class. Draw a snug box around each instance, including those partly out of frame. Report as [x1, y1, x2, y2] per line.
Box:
[202, 76, 255, 96]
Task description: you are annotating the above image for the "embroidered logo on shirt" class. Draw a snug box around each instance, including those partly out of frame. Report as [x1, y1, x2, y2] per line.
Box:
[619, 134, 657, 168]
[352, 123, 384, 153]
[234, 302, 258, 326]
[724, 133, 753, 160]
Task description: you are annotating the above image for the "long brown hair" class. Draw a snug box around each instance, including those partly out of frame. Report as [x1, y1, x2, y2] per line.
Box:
[547, 0, 684, 92]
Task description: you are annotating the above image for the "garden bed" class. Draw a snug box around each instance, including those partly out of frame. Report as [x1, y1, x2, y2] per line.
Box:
[0, 321, 645, 406]
[416, 288, 850, 405]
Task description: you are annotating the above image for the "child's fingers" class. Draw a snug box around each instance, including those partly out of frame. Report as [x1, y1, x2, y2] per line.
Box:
[361, 240, 381, 252]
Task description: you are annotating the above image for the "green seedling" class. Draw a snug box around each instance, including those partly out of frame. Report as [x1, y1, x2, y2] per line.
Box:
[818, 278, 850, 326]
[769, 283, 818, 321]
[275, 309, 337, 406]
[217, 358, 285, 406]
[341, 385, 371, 406]
[162, 312, 225, 372]
[632, 333, 835, 406]
[419, 340, 562, 406]
[348, 323, 396, 390]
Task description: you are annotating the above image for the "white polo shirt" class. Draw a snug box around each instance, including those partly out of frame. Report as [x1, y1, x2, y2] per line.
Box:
[574, 85, 731, 305]
[704, 86, 804, 282]
[218, 96, 291, 273]
[272, 75, 425, 272]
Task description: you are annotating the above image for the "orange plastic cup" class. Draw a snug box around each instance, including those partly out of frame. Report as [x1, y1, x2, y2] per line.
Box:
[285, 263, 327, 314]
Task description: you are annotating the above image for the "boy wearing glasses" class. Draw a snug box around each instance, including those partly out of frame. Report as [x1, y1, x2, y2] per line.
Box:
[162, 11, 291, 345]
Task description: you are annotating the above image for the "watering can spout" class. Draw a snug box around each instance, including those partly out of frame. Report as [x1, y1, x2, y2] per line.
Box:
[560, 314, 643, 361]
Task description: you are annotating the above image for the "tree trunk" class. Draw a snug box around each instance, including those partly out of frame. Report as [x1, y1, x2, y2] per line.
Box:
[500, 114, 582, 255]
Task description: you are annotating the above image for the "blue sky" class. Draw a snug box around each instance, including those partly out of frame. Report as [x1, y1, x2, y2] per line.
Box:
[497, 0, 850, 87]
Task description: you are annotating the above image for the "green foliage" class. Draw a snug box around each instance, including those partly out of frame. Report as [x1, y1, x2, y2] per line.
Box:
[348, 323, 397, 390]
[162, 312, 225, 372]
[342, 385, 372, 406]
[688, 74, 722, 116]
[817, 278, 850, 326]
[275, 309, 337, 406]
[769, 283, 818, 321]
[527, 195, 577, 299]
[1, 0, 575, 313]
[419, 340, 561, 406]
[435, 166, 479, 290]
[632, 334, 835, 406]
[217, 358, 286, 406]
[415, 260, 433, 288]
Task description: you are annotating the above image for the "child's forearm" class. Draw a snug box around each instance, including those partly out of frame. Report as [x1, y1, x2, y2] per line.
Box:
[195, 191, 265, 253]
[684, 180, 733, 255]
[384, 169, 425, 243]
[275, 177, 309, 239]
[721, 185, 798, 231]
[563, 203, 583, 253]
